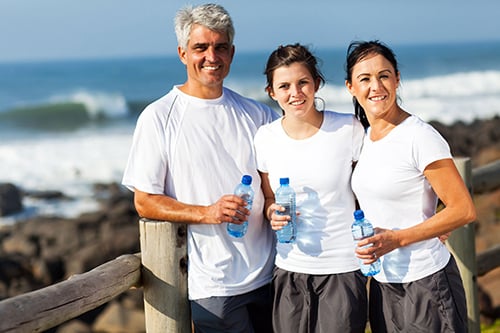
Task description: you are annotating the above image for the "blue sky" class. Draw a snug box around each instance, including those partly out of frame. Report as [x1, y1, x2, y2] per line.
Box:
[1, 0, 499, 62]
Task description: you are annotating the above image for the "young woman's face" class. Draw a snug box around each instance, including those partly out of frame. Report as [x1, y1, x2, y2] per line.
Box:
[346, 53, 400, 119]
[269, 62, 319, 118]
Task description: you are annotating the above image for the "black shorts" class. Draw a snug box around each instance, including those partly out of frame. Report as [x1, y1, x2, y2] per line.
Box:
[190, 284, 272, 333]
[369, 255, 467, 333]
[272, 267, 368, 333]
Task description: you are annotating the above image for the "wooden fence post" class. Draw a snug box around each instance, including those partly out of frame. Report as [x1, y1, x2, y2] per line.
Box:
[140, 219, 190, 333]
[447, 157, 480, 333]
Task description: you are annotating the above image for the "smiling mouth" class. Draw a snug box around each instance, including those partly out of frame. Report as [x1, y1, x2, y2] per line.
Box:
[202, 65, 221, 71]
[290, 100, 305, 106]
[369, 96, 386, 101]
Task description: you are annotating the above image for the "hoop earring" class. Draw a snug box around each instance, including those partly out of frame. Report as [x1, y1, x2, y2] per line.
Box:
[314, 97, 325, 112]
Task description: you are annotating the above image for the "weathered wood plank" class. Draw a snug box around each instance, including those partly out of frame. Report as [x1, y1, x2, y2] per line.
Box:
[0, 254, 141, 333]
[140, 219, 190, 333]
[447, 157, 480, 333]
[472, 159, 500, 193]
[477, 245, 500, 277]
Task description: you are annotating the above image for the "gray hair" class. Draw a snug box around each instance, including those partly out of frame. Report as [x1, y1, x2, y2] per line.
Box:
[174, 3, 235, 50]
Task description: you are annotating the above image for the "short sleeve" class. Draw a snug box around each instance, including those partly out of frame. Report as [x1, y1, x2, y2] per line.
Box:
[122, 105, 169, 194]
[412, 122, 452, 172]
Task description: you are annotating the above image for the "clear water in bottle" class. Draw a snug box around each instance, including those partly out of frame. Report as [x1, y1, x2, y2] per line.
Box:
[275, 177, 296, 243]
[227, 175, 254, 238]
[352, 209, 381, 276]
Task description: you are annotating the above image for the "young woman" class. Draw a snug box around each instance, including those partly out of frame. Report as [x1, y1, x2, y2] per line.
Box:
[254, 43, 367, 332]
[345, 40, 476, 333]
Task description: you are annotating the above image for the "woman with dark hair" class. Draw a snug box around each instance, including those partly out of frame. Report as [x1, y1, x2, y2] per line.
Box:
[254, 43, 367, 332]
[345, 40, 476, 332]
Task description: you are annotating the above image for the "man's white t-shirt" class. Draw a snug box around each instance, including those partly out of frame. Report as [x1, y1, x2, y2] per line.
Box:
[122, 86, 278, 300]
[352, 115, 452, 283]
[254, 111, 364, 274]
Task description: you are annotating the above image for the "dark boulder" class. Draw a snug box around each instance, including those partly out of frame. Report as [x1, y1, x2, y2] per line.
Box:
[0, 183, 23, 216]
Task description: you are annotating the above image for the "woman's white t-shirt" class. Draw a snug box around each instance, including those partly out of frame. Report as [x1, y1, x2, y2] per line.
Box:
[254, 111, 364, 274]
[352, 115, 452, 283]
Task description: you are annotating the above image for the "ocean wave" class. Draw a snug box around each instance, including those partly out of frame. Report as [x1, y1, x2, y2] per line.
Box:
[400, 70, 500, 98]
[0, 129, 133, 224]
[0, 91, 150, 131]
[50, 90, 129, 118]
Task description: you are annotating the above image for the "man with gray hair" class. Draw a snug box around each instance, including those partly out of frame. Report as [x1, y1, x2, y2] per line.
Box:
[122, 3, 277, 332]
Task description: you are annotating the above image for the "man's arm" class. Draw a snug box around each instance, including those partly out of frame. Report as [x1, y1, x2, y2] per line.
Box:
[134, 189, 250, 225]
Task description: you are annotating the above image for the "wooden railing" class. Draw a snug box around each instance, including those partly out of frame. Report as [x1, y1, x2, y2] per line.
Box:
[477, 244, 500, 277]
[1, 246, 498, 332]
[0, 158, 499, 332]
[0, 254, 142, 332]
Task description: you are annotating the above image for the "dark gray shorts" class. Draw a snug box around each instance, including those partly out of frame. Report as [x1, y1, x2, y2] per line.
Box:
[190, 284, 272, 333]
[272, 267, 368, 333]
[369, 255, 467, 333]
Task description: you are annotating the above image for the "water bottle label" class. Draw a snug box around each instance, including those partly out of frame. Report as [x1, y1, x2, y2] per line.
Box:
[352, 227, 364, 241]
[276, 203, 296, 243]
[276, 203, 291, 216]
[240, 193, 253, 210]
[352, 225, 374, 240]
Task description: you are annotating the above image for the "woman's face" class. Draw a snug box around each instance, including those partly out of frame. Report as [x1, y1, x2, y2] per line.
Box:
[346, 53, 400, 120]
[269, 62, 319, 119]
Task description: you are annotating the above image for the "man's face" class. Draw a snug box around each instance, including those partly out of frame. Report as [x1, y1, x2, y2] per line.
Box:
[178, 24, 235, 98]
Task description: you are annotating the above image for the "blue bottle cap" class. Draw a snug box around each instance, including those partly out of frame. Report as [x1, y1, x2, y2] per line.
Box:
[279, 177, 289, 185]
[354, 209, 365, 220]
[241, 175, 252, 185]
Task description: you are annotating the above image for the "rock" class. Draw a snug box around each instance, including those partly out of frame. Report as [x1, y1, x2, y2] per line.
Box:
[55, 320, 92, 333]
[92, 300, 145, 333]
[0, 254, 39, 298]
[0, 183, 23, 216]
[0, 181, 143, 331]
[430, 115, 500, 166]
[2, 232, 39, 257]
[24, 190, 66, 200]
[479, 285, 495, 325]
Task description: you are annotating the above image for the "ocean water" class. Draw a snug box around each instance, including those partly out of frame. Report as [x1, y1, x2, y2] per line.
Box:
[1, 41, 499, 224]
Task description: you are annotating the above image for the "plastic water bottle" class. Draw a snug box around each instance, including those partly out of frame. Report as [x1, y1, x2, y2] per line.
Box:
[227, 175, 254, 238]
[275, 177, 297, 243]
[352, 209, 380, 276]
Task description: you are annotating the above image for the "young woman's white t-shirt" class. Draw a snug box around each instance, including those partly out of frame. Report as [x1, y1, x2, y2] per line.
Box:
[254, 111, 364, 274]
[351, 115, 452, 283]
[122, 86, 278, 300]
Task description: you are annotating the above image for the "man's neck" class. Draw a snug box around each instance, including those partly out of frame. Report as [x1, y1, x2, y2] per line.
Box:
[178, 82, 223, 99]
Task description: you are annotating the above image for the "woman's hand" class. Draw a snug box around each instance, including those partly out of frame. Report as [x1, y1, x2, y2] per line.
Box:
[355, 228, 401, 264]
[267, 203, 290, 230]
